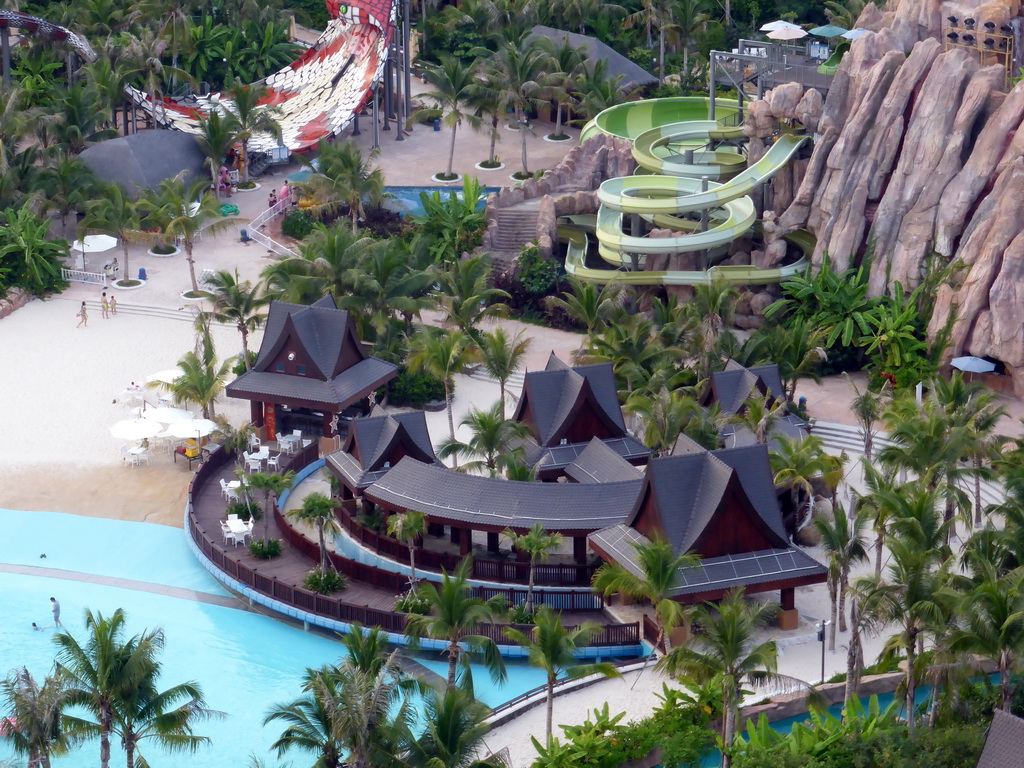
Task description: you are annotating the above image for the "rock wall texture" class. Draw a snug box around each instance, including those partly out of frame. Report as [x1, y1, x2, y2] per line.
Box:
[0, 288, 32, 320]
[761, 0, 1024, 394]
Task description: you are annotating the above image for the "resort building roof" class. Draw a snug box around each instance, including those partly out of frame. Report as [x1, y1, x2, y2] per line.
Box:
[977, 710, 1024, 768]
[528, 25, 658, 93]
[705, 359, 786, 415]
[227, 296, 397, 412]
[564, 437, 645, 484]
[363, 457, 643, 534]
[326, 410, 440, 490]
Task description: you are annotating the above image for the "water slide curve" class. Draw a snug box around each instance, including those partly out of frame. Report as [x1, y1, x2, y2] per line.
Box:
[126, 0, 396, 154]
[567, 97, 812, 285]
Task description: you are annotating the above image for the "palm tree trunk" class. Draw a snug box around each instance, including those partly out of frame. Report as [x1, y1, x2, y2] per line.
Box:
[519, 108, 529, 175]
[844, 599, 860, 712]
[721, 686, 735, 768]
[125, 737, 134, 768]
[1001, 654, 1011, 710]
[906, 629, 917, 735]
[555, 101, 563, 139]
[724, 0, 731, 25]
[421, 0, 428, 50]
[241, 325, 252, 371]
[447, 640, 459, 688]
[408, 542, 417, 583]
[526, 561, 535, 613]
[264, 491, 272, 547]
[186, 243, 199, 294]
[488, 114, 498, 164]
[838, 569, 849, 632]
[658, 28, 666, 82]
[319, 522, 328, 574]
[241, 137, 249, 184]
[446, 122, 458, 177]
[974, 455, 983, 527]
[121, 241, 130, 286]
[351, 207, 359, 234]
[875, 531, 883, 576]
[828, 580, 837, 652]
[545, 675, 555, 743]
[499, 380, 507, 419]
[100, 718, 111, 768]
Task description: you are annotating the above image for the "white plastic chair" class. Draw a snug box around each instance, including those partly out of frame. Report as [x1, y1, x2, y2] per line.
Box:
[220, 522, 233, 546]
[227, 513, 239, 522]
[266, 453, 280, 471]
[136, 449, 150, 466]
[245, 454, 262, 473]
[248, 434, 261, 451]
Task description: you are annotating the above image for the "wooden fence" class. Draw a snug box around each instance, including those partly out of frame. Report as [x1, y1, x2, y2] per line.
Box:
[188, 448, 635, 647]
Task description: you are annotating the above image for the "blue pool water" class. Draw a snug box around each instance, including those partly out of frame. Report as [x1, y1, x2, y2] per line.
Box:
[0, 510, 554, 767]
[383, 185, 501, 217]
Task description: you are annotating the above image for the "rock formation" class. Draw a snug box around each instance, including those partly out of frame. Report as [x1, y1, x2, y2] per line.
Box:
[759, 0, 1024, 394]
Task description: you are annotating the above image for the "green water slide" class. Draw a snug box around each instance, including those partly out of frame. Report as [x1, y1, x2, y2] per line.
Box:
[631, 120, 746, 179]
[579, 96, 741, 143]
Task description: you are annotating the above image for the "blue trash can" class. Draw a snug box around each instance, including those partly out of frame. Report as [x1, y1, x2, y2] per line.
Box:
[433, 118, 441, 132]
[138, 268, 147, 281]
[240, 228, 249, 242]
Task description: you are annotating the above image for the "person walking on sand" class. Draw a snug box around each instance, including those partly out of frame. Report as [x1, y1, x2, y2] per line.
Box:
[76, 302, 88, 328]
[100, 292, 110, 319]
[110, 294, 118, 316]
[50, 597, 61, 628]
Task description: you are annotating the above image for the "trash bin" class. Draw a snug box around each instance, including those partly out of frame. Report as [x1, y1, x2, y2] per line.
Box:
[433, 118, 441, 132]
[240, 228, 249, 242]
[138, 268, 147, 281]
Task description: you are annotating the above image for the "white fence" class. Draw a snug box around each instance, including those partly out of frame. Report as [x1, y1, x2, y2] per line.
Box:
[247, 197, 298, 258]
[62, 267, 106, 285]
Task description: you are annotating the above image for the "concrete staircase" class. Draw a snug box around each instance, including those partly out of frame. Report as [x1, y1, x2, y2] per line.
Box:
[466, 365, 525, 391]
[489, 200, 542, 262]
[82, 300, 233, 326]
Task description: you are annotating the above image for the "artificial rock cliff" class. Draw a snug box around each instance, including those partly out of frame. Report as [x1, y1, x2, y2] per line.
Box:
[754, 0, 1024, 394]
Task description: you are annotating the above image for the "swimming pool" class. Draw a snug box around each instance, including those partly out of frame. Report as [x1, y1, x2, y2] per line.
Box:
[382, 185, 501, 217]
[0, 510, 560, 766]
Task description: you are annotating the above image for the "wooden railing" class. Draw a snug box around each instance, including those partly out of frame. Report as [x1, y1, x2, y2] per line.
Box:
[188, 447, 635, 647]
[337, 506, 598, 587]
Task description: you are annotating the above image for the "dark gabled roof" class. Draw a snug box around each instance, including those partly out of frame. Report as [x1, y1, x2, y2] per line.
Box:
[513, 354, 627, 447]
[529, 436, 650, 474]
[227, 297, 397, 408]
[588, 527, 827, 598]
[327, 410, 439, 489]
[363, 457, 642, 532]
[226, 357, 397, 408]
[673, 433, 710, 455]
[709, 360, 786, 415]
[977, 710, 1024, 768]
[627, 443, 789, 555]
[565, 438, 645, 484]
[528, 26, 657, 93]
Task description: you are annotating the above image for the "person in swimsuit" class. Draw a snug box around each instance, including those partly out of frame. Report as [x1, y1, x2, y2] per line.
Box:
[50, 597, 61, 628]
[76, 302, 88, 328]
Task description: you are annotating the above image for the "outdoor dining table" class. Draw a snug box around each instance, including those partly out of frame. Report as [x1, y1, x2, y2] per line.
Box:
[173, 446, 201, 470]
[225, 518, 249, 536]
[279, 434, 301, 452]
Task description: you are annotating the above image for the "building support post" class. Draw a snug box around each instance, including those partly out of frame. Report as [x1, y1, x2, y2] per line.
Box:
[460, 527, 472, 557]
[573, 536, 588, 565]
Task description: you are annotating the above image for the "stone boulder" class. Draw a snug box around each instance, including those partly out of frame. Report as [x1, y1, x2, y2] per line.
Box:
[767, 82, 805, 120]
[795, 88, 824, 133]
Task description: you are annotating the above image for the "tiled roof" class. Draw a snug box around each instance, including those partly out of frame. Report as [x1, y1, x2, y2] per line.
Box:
[254, 296, 360, 378]
[530, 436, 650, 473]
[363, 457, 642, 532]
[513, 354, 627, 447]
[710, 360, 786, 415]
[226, 357, 397, 407]
[565, 438, 645, 483]
[977, 710, 1024, 768]
[326, 410, 439, 488]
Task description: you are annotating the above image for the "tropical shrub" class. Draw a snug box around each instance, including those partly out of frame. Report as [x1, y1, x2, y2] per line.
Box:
[517, 243, 559, 295]
[395, 589, 432, 615]
[249, 538, 282, 559]
[281, 209, 316, 240]
[226, 500, 260, 521]
[303, 569, 347, 594]
[385, 369, 446, 407]
[412, 176, 487, 262]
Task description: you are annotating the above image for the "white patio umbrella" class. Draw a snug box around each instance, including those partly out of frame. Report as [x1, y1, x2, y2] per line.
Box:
[110, 418, 165, 440]
[842, 27, 871, 40]
[951, 356, 996, 374]
[142, 406, 195, 424]
[767, 26, 808, 40]
[164, 418, 220, 440]
[71, 234, 118, 270]
[146, 368, 185, 385]
[760, 19, 801, 31]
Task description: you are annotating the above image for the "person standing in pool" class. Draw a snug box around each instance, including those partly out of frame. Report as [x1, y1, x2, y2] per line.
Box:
[50, 597, 61, 627]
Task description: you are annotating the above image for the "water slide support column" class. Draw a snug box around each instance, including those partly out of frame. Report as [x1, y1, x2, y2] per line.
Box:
[629, 214, 642, 272]
[699, 176, 709, 270]
[382, 60, 392, 131]
[0, 25, 9, 89]
[709, 54, 717, 121]
[372, 88, 380, 149]
[395, 13, 404, 143]
[403, 0, 412, 129]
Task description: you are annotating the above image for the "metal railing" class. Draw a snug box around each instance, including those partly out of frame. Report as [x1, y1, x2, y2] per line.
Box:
[248, 198, 299, 258]
[62, 267, 106, 285]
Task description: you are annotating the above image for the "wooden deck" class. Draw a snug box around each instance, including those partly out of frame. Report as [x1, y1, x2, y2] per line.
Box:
[187, 445, 640, 646]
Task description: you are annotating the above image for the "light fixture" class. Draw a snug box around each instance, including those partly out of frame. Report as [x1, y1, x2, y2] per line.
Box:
[947, 15, 958, 24]
[984, 38, 995, 48]
[964, 17, 976, 28]
[287, 352, 296, 361]
[984, 21, 995, 30]
[962, 34, 975, 43]
[947, 32, 959, 41]
[1001, 24, 1012, 34]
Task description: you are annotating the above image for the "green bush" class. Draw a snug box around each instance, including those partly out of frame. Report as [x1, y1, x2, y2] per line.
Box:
[249, 538, 282, 559]
[395, 589, 431, 615]
[517, 243, 559, 296]
[226, 500, 260, 521]
[303, 569, 347, 594]
[386, 369, 446, 408]
[508, 604, 537, 624]
[281, 209, 315, 240]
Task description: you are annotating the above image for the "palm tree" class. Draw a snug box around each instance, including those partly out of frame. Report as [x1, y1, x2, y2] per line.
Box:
[465, 77, 503, 168]
[483, 40, 549, 176]
[387, 510, 427, 584]
[287, 492, 340, 576]
[409, 686, 495, 768]
[673, 0, 708, 74]
[225, 78, 284, 183]
[855, 507, 949, 736]
[248, 471, 297, 548]
[503, 523, 564, 613]
[479, 328, 531, 418]
[158, 342, 233, 420]
[538, 38, 584, 141]
[434, 255, 510, 338]
[573, 61, 624, 123]
[112, 671, 220, 768]
[592, 533, 699, 652]
[545, 276, 622, 359]
[625, 387, 700, 457]
[196, 109, 240, 199]
[353, 239, 436, 338]
[0, 207, 67, 295]
[0, 668, 73, 768]
[122, 29, 195, 127]
[52, 608, 163, 768]
[82, 184, 143, 286]
[437, 401, 531, 475]
[201, 269, 268, 371]
[264, 666, 344, 768]
[769, 434, 838, 530]
[263, 225, 373, 304]
[341, 624, 394, 677]
[814, 505, 869, 649]
[659, 589, 800, 768]
[36, 152, 95, 236]
[408, 328, 480, 443]
[418, 56, 480, 179]
[728, 393, 785, 446]
[744, 320, 826, 401]
[505, 607, 620, 742]
[853, 461, 899, 576]
[405, 558, 507, 688]
[299, 140, 386, 233]
[948, 563, 1024, 711]
[138, 174, 239, 294]
[846, 374, 886, 458]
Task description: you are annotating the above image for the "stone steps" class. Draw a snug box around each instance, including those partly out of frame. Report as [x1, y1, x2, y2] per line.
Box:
[491, 207, 540, 252]
[82, 299, 232, 326]
[466, 365, 525, 389]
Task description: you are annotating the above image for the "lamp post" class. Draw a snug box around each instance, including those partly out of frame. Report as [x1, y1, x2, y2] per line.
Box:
[816, 620, 832, 684]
